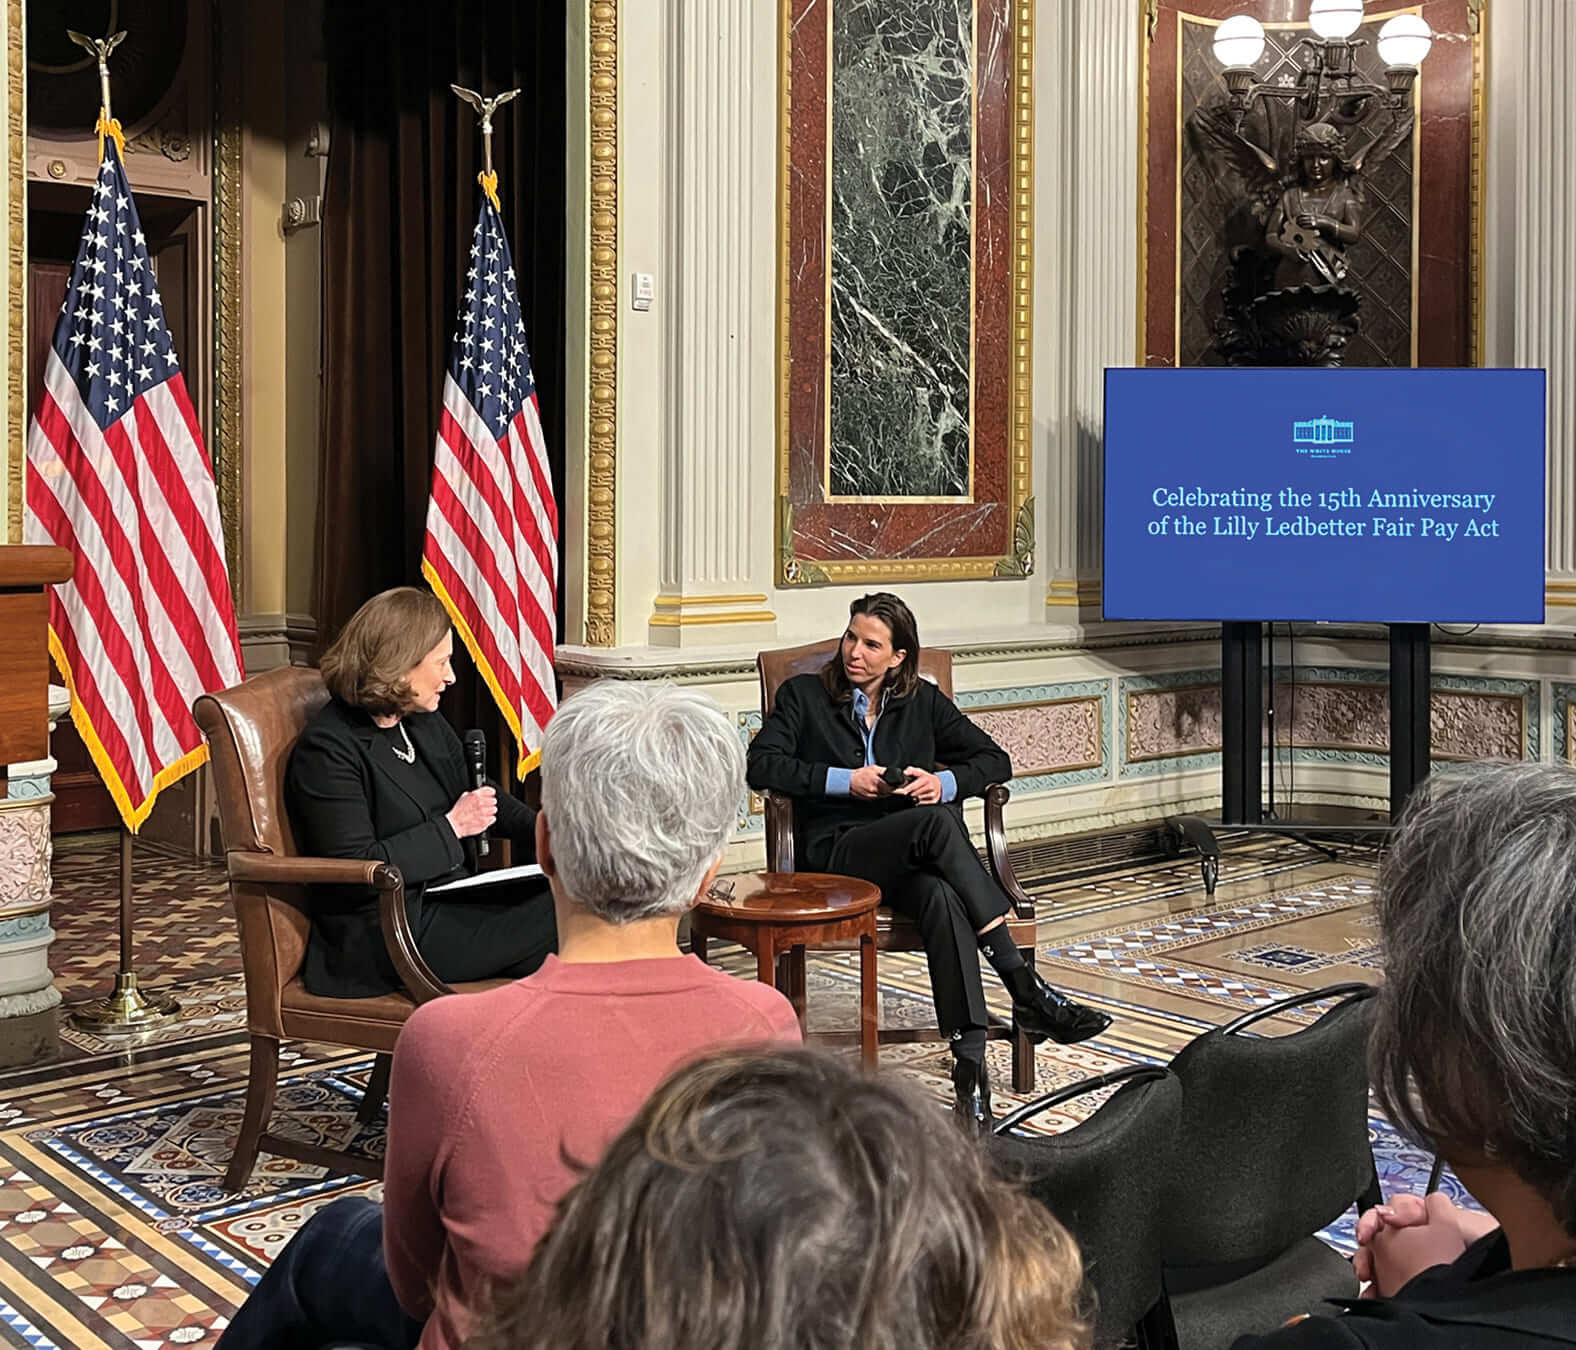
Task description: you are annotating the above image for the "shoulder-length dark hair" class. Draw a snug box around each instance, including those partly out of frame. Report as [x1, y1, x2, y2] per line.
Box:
[464, 1048, 1089, 1350]
[318, 587, 450, 717]
[819, 592, 922, 704]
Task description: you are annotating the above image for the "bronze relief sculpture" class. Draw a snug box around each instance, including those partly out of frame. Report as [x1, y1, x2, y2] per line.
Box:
[1188, 54, 1415, 367]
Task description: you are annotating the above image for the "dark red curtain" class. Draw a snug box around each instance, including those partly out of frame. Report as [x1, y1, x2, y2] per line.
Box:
[316, 1, 566, 754]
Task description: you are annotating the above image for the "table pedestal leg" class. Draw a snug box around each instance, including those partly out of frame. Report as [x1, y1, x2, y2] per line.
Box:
[757, 931, 799, 1034]
[788, 946, 808, 1026]
[859, 931, 878, 1067]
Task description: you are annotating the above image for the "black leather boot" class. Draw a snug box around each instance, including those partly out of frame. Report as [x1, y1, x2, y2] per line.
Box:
[951, 1055, 993, 1136]
[1009, 968, 1112, 1045]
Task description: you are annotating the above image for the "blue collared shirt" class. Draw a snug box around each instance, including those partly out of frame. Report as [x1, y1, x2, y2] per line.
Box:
[824, 687, 958, 801]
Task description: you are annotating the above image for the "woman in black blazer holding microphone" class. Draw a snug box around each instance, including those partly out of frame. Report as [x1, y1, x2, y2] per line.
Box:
[286, 587, 555, 998]
[747, 592, 1112, 1131]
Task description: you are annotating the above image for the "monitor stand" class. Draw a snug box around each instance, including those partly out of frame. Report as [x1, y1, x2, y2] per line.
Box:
[1165, 621, 1429, 895]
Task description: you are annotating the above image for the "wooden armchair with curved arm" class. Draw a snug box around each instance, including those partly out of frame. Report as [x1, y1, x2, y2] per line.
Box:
[194, 667, 498, 1191]
[755, 640, 1040, 1091]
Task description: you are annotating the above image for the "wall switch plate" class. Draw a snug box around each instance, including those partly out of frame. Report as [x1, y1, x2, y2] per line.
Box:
[631, 271, 655, 311]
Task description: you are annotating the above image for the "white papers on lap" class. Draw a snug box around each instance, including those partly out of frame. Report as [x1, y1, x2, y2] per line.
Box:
[428, 863, 544, 895]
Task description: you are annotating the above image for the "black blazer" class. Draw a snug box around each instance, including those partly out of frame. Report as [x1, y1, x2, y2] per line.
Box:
[746, 673, 1012, 869]
[1230, 1233, 1576, 1350]
[285, 698, 536, 997]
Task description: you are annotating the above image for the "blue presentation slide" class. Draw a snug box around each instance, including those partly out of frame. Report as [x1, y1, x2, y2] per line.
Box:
[1102, 368, 1546, 624]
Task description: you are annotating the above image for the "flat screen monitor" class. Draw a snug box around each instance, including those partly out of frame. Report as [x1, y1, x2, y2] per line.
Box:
[1101, 368, 1546, 624]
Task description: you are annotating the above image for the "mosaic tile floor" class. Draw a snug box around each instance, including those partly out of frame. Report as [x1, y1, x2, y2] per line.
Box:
[0, 829, 1460, 1348]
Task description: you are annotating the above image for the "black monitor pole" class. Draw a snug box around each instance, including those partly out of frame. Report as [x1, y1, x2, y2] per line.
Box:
[1389, 623, 1431, 815]
[1221, 621, 1262, 826]
[1173, 621, 1432, 893]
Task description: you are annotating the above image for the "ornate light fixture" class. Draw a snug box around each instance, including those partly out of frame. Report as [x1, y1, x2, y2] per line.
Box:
[1211, 1, 1433, 125]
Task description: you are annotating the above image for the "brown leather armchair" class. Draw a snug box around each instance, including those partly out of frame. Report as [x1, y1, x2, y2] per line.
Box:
[756, 640, 1040, 1091]
[194, 667, 499, 1191]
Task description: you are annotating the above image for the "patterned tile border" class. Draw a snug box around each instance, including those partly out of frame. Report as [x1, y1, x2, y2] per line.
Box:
[1041, 877, 1377, 1010]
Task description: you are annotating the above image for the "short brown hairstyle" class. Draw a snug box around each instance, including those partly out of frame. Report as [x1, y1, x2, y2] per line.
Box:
[820, 591, 923, 705]
[465, 1049, 1089, 1350]
[318, 587, 450, 717]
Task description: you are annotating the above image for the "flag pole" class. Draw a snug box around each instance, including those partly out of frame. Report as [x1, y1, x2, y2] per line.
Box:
[63, 27, 178, 1035]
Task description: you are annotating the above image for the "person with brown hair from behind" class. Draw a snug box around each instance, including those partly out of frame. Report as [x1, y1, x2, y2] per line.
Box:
[465, 1047, 1091, 1350]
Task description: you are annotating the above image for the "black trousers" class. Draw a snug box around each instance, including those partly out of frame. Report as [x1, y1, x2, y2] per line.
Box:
[216, 1196, 419, 1350]
[415, 876, 557, 983]
[825, 805, 1011, 1038]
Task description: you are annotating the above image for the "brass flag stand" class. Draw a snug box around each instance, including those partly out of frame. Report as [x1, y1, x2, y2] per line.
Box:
[60, 27, 179, 1035]
[71, 830, 179, 1032]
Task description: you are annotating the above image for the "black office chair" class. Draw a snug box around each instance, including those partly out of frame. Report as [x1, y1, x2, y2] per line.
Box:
[1159, 983, 1379, 1348]
[990, 1066, 1182, 1350]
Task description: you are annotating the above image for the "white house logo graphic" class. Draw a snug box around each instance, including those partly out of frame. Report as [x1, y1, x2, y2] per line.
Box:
[1292, 415, 1354, 456]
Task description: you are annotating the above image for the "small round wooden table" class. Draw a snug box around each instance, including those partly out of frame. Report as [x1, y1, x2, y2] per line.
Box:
[691, 872, 882, 1065]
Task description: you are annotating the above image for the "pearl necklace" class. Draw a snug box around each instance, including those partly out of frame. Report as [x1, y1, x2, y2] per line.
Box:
[390, 721, 415, 764]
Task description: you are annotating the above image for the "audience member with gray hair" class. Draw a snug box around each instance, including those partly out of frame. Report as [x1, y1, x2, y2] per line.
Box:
[1233, 761, 1576, 1349]
[219, 681, 801, 1350]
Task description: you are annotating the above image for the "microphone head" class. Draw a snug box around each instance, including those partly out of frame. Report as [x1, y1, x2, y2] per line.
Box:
[463, 729, 487, 766]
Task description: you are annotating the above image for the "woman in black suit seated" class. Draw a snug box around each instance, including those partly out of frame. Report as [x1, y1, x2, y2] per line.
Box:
[287, 587, 555, 998]
[746, 592, 1111, 1131]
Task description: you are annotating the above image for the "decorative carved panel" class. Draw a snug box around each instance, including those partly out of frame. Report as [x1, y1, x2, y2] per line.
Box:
[1126, 682, 1224, 764]
[968, 698, 1103, 778]
[0, 805, 50, 910]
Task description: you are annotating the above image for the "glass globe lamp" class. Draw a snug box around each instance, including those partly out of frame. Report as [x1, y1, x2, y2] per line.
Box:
[1308, 0, 1365, 41]
[1377, 13, 1434, 69]
[1212, 14, 1266, 69]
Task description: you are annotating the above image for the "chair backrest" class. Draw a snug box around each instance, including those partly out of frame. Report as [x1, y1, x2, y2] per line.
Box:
[196, 666, 329, 856]
[989, 1071, 1182, 1338]
[1160, 992, 1378, 1270]
[757, 638, 954, 718]
[194, 667, 331, 1029]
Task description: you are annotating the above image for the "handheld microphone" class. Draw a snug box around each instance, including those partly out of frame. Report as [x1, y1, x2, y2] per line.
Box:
[462, 729, 490, 858]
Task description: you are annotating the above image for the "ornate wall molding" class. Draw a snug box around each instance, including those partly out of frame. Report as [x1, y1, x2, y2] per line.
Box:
[956, 681, 1111, 789]
[212, 0, 243, 603]
[1119, 664, 1537, 779]
[776, 0, 1034, 584]
[585, 0, 618, 646]
[1121, 672, 1224, 776]
[0, 805, 48, 910]
[7, 0, 23, 543]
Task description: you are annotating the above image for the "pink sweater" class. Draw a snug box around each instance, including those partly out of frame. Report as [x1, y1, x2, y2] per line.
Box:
[382, 953, 802, 1350]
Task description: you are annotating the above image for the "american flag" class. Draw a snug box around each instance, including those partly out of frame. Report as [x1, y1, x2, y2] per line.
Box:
[23, 140, 243, 831]
[422, 189, 558, 774]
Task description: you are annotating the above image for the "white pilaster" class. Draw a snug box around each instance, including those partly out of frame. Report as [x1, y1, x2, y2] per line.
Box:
[1041, 0, 1139, 617]
[648, 0, 777, 648]
[1484, 1, 1576, 607]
